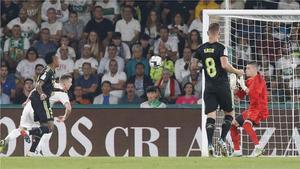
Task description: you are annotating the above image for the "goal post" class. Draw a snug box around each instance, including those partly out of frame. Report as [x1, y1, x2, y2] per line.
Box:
[201, 9, 300, 157]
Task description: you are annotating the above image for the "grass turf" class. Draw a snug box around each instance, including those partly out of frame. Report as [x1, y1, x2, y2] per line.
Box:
[0, 157, 299, 169]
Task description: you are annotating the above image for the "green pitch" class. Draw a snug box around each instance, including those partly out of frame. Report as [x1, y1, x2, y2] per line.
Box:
[0, 157, 299, 169]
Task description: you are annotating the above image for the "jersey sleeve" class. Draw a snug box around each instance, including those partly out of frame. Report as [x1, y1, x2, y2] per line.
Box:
[220, 45, 228, 57]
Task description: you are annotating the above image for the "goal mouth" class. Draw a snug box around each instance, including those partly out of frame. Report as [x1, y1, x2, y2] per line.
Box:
[201, 9, 300, 157]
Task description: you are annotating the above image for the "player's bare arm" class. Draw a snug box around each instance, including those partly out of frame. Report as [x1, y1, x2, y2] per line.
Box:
[220, 56, 244, 77]
[57, 102, 72, 122]
[36, 80, 47, 100]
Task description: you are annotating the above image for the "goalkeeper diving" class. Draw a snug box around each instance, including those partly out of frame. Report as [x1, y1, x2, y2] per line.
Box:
[230, 61, 269, 157]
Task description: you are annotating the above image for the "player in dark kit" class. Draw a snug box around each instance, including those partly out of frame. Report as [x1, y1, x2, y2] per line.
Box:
[20, 52, 60, 154]
[194, 23, 244, 157]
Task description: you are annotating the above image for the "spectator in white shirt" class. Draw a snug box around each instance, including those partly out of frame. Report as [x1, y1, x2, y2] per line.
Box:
[104, 32, 131, 60]
[98, 44, 125, 76]
[41, 0, 69, 22]
[74, 44, 98, 79]
[6, 8, 39, 41]
[41, 8, 63, 43]
[3, 25, 30, 72]
[56, 35, 76, 60]
[16, 47, 46, 81]
[115, 5, 141, 45]
[175, 47, 193, 83]
[101, 59, 127, 99]
[55, 45, 75, 78]
[153, 26, 178, 62]
[188, 18, 202, 36]
[93, 81, 118, 104]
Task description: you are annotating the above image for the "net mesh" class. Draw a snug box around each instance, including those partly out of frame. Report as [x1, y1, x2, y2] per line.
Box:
[207, 15, 300, 156]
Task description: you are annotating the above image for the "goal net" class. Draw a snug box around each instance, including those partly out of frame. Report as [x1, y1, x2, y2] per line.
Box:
[201, 10, 300, 157]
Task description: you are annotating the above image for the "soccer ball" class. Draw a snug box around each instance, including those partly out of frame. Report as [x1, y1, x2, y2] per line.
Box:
[149, 55, 162, 68]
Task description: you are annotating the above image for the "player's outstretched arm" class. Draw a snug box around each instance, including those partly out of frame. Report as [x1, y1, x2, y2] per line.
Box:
[36, 80, 47, 100]
[57, 102, 72, 122]
[220, 56, 244, 77]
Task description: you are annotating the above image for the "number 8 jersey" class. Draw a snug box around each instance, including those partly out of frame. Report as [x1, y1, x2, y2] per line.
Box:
[195, 42, 229, 84]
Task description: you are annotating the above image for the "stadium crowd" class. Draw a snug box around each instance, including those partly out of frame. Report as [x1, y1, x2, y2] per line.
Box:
[0, 0, 300, 105]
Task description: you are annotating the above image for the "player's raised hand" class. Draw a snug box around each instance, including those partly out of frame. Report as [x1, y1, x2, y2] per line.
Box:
[56, 116, 66, 122]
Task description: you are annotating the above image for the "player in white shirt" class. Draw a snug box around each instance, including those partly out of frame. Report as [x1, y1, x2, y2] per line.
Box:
[0, 75, 73, 156]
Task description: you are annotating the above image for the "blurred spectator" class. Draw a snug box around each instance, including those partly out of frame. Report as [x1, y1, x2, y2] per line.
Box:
[167, 0, 196, 25]
[121, 0, 142, 22]
[155, 69, 181, 104]
[272, 22, 290, 41]
[145, 10, 161, 45]
[33, 64, 45, 82]
[181, 64, 202, 99]
[140, 34, 152, 59]
[74, 44, 98, 78]
[16, 47, 46, 81]
[41, 8, 63, 43]
[153, 26, 178, 61]
[93, 81, 118, 104]
[150, 46, 175, 82]
[23, 0, 42, 25]
[56, 36, 76, 60]
[62, 11, 85, 53]
[68, 0, 93, 26]
[270, 76, 291, 102]
[278, 0, 299, 9]
[55, 45, 75, 78]
[41, 0, 69, 23]
[32, 28, 58, 59]
[86, 31, 104, 61]
[119, 81, 141, 104]
[186, 29, 202, 56]
[289, 65, 300, 102]
[175, 47, 192, 83]
[234, 36, 251, 67]
[14, 78, 34, 104]
[104, 32, 131, 60]
[128, 63, 153, 98]
[140, 86, 166, 108]
[101, 59, 127, 99]
[1, 0, 20, 27]
[259, 57, 275, 83]
[71, 86, 91, 105]
[115, 5, 141, 45]
[98, 44, 125, 75]
[75, 62, 98, 101]
[275, 45, 300, 80]
[0, 86, 11, 104]
[176, 82, 198, 104]
[188, 18, 202, 36]
[220, 0, 245, 9]
[3, 25, 30, 72]
[84, 6, 113, 45]
[194, 0, 219, 20]
[0, 63, 16, 101]
[168, 12, 188, 56]
[6, 8, 39, 41]
[96, 0, 120, 23]
[126, 44, 150, 78]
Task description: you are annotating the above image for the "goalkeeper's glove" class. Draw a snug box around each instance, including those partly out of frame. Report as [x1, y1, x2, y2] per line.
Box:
[237, 76, 248, 92]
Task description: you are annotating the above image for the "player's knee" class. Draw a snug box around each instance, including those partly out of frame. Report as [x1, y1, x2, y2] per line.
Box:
[206, 118, 216, 129]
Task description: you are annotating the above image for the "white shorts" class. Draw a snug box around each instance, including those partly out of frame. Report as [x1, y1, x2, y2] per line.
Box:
[19, 101, 40, 129]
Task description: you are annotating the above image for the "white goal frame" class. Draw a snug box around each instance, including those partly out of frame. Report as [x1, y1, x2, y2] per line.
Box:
[201, 9, 300, 157]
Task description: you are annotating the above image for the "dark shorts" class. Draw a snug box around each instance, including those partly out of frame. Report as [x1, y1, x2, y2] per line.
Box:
[30, 92, 53, 123]
[204, 82, 233, 114]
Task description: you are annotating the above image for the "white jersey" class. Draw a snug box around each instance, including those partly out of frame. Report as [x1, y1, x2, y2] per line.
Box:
[20, 83, 70, 129]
